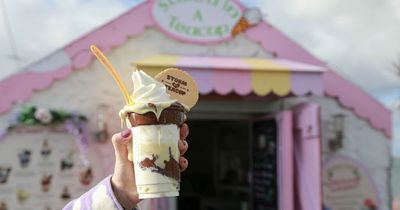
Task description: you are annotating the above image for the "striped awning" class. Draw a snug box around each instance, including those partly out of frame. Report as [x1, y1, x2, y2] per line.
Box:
[134, 54, 327, 96]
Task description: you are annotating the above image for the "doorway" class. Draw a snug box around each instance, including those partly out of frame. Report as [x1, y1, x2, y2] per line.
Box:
[178, 119, 252, 210]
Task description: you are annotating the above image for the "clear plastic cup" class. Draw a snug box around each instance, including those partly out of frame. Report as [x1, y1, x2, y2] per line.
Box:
[127, 103, 186, 199]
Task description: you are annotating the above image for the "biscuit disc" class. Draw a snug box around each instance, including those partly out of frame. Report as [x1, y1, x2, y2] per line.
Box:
[155, 68, 199, 109]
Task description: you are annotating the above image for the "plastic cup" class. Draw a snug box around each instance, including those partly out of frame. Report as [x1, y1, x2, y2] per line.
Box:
[127, 103, 186, 199]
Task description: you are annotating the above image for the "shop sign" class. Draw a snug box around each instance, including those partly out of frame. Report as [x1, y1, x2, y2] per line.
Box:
[323, 155, 379, 210]
[152, 0, 243, 43]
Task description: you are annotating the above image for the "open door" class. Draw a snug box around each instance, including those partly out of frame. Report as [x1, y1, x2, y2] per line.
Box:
[251, 111, 294, 210]
[293, 103, 322, 210]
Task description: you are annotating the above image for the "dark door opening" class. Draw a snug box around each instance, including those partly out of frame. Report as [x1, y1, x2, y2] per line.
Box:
[178, 119, 251, 210]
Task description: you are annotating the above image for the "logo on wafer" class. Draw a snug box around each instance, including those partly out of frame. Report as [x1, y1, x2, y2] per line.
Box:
[155, 68, 199, 109]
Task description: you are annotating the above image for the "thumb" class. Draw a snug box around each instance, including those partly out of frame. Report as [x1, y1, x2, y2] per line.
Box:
[111, 129, 132, 164]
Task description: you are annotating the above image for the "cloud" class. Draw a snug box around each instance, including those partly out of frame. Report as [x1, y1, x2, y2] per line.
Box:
[251, 0, 400, 97]
[0, 0, 141, 79]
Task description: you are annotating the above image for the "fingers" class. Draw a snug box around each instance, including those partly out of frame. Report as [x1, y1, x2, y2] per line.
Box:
[179, 157, 188, 172]
[180, 123, 189, 140]
[178, 140, 188, 155]
[179, 123, 189, 155]
[112, 129, 132, 162]
[179, 123, 189, 172]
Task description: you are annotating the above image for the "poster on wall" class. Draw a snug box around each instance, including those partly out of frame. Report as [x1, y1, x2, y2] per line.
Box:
[0, 128, 101, 210]
[323, 155, 379, 210]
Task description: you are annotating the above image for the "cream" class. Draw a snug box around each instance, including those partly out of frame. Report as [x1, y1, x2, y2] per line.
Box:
[119, 70, 177, 126]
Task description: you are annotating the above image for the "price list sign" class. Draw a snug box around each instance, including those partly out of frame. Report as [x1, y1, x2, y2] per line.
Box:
[252, 119, 278, 210]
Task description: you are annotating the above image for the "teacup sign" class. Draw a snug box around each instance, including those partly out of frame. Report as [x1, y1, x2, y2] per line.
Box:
[152, 0, 243, 43]
[155, 68, 199, 110]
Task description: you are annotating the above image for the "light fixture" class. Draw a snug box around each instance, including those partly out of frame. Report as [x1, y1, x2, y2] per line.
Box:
[328, 114, 345, 152]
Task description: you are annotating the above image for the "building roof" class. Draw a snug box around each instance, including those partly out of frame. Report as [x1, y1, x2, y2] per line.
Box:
[0, 0, 391, 137]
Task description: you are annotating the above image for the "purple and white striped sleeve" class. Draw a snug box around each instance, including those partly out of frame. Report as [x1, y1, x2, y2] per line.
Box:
[63, 175, 132, 210]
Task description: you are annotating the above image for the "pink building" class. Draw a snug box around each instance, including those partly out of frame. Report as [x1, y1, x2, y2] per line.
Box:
[0, 1, 391, 210]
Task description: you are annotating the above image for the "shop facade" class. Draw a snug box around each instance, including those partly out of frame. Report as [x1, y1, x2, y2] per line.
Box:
[0, 1, 391, 210]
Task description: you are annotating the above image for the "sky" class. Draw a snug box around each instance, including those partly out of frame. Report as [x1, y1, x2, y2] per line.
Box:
[1, 0, 400, 155]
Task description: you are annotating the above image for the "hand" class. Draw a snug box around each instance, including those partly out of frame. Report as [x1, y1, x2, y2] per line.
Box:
[110, 124, 189, 209]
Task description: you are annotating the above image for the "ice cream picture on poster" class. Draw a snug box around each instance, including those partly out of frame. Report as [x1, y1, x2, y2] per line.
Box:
[323, 155, 379, 210]
[90, 45, 199, 199]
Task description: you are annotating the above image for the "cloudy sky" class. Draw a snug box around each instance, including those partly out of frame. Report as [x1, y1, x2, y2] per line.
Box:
[1, 0, 400, 155]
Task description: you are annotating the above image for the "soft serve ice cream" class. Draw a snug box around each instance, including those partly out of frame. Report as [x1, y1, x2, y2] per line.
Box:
[119, 70, 179, 125]
[119, 69, 191, 199]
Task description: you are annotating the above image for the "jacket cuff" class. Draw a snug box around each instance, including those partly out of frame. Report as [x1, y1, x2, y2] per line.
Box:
[104, 175, 125, 210]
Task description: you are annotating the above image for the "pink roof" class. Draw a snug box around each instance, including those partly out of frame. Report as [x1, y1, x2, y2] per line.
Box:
[0, 0, 391, 138]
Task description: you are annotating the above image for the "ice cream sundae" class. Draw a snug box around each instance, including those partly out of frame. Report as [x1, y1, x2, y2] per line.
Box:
[119, 69, 198, 199]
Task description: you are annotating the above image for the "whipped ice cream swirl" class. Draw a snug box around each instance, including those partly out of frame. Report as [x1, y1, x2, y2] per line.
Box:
[119, 70, 177, 126]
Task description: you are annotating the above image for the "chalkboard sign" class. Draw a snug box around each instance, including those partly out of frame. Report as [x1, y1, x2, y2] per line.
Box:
[252, 119, 278, 210]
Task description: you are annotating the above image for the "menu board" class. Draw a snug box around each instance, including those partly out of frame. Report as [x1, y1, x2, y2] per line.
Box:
[252, 119, 278, 210]
[0, 128, 101, 210]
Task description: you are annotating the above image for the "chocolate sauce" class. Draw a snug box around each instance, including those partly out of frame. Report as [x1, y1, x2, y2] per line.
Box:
[162, 147, 180, 181]
[139, 147, 180, 181]
[139, 154, 158, 169]
[128, 103, 186, 126]
[131, 103, 184, 182]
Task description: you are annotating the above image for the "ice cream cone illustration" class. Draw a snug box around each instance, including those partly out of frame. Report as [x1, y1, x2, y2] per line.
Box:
[79, 168, 93, 186]
[61, 186, 71, 200]
[60, 152, 74, 171]
[363, 198, 376, 210]
[41, 139, 51, 159]
[232, 8, 262, 36]
[41, 174, 52, 192]
[17, 189, 30, 203]
[232, 17, 250, 36]
[0, 166, 11, 184]
[18, 149, 31, 168]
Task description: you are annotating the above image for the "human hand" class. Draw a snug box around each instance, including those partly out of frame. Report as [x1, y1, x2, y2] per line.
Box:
[110, 124, 189, 209]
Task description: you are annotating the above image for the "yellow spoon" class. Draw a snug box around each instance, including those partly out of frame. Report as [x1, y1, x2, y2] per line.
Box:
[90, 45, 133, 105]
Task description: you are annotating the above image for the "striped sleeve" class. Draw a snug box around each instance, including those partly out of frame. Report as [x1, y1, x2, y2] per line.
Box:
[62, 175, 126, 210]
